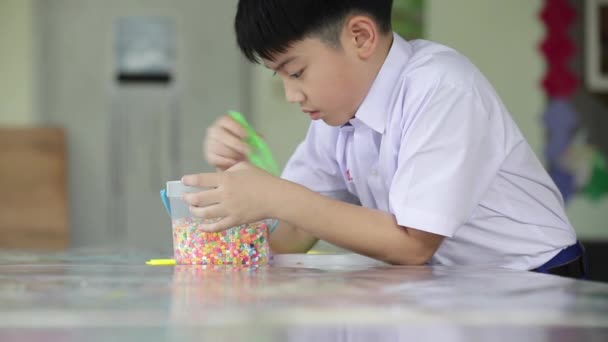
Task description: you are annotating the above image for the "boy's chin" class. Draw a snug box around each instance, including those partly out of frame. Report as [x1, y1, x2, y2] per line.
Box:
[321, 114, 352, 127]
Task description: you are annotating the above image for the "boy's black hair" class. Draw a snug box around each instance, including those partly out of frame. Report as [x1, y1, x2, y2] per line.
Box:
[235, 0, 393, 63]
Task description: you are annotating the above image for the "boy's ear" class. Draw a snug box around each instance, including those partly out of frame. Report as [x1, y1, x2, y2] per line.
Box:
[344, 15, 378, 60]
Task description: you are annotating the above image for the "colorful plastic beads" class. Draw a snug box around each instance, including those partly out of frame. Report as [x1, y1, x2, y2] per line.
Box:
[172, 218, 270, 266]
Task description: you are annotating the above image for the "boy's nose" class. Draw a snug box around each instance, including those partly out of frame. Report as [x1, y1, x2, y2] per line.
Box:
[284, 83, 305, 104]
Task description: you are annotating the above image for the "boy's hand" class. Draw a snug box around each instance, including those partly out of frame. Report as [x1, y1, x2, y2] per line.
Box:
[181, 162, 280, 232]
[204, 115, 251, 171]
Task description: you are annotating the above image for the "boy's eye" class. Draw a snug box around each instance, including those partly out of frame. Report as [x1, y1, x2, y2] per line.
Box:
[290, 70, 304, 79]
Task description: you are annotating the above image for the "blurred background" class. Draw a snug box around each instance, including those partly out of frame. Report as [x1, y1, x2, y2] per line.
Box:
[0, 0, 606, 279]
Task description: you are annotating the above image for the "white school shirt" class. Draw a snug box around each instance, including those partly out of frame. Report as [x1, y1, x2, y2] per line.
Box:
[281, 33, 576, 270]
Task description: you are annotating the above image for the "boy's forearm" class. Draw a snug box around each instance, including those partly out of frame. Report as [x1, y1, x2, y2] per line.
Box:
[268, 220, 318, 254]
[269, 180, 440, 265]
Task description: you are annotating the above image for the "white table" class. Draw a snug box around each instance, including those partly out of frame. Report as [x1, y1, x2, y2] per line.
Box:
[0, 249, 607, 341]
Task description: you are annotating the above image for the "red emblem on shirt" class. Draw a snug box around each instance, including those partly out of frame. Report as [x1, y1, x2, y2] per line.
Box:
[346, 169, 353, 182]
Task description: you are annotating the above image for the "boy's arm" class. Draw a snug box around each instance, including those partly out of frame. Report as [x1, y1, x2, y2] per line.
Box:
[271, 179, 444, 265]
[269, 221, 318, 254]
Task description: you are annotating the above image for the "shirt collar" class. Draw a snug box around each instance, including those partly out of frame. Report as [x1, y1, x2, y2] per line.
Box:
[350, 33, 412, 134]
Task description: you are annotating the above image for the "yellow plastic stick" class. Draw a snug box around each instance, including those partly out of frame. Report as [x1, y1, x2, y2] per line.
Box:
[146, 259, 176, 266]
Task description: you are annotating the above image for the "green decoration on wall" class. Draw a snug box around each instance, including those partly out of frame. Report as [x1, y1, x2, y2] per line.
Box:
[582, 150, 608, 201]
[392, 0, 425, 39]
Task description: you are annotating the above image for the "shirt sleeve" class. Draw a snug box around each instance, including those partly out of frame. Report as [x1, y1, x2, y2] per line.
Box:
[282, 121, 359, 204]
[389, 82, 505, 237]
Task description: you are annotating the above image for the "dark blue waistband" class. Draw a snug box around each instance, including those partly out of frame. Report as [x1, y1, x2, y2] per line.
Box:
[535, 241, 584, 273]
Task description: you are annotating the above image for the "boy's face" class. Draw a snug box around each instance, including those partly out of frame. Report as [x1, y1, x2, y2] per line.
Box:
[263, 36, 371, 127]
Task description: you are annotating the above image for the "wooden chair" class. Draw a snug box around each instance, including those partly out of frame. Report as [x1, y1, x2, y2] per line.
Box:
[0, 128, 68, 250]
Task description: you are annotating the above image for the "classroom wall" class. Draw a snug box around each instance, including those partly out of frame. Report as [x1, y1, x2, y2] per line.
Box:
[0, 0, 36, 125]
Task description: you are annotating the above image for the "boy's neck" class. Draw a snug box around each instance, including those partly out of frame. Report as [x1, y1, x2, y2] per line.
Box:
[376, 33, 394, 68]
[365, 32, 394, 87]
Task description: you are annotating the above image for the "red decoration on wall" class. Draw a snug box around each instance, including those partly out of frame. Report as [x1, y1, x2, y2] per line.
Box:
[539, 0, 578, 97]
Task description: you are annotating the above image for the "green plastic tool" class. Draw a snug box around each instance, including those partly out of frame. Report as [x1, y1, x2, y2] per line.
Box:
[229, 111, 279, 176]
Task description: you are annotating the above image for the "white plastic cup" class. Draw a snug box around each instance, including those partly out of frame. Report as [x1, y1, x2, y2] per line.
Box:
[165, 180, 270, 266]
[166, 181, 205, 220]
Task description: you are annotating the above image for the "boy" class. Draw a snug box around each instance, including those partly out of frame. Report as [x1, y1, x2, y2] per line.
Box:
[182, 0, 585, 277]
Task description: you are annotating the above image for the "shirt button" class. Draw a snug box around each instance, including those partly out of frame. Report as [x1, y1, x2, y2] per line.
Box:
[371, 169, 378, 176]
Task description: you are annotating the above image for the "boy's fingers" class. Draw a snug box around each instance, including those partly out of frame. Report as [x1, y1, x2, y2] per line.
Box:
[208, 155, 240, 170]
[182, 188, 221, 208]
[205, 138, 246, 170]
[209, 139, 245, 160]
[210, 132, 250, 155]
[188, 204, 226, 221]
[182, 173, 222, 188]
[217, 115, 247, 138]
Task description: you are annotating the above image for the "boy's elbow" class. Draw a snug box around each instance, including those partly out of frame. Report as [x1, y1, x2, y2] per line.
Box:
[384, 250, 433, 266]
[382, 229, 444, 266]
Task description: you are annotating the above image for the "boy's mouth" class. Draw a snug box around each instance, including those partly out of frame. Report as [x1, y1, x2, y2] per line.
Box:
[302, 109, 321, 120]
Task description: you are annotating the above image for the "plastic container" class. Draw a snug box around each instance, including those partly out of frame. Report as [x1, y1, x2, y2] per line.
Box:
[166, 180, 270, 266]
